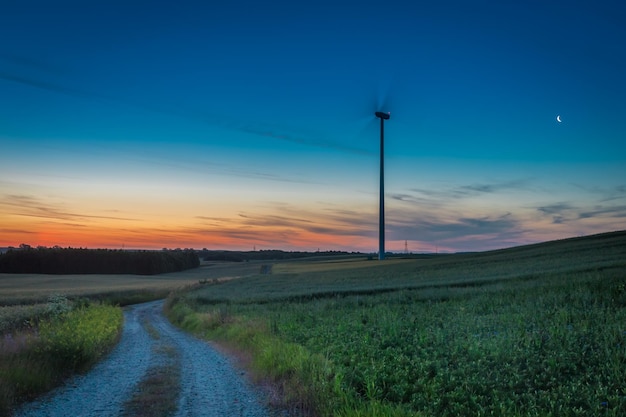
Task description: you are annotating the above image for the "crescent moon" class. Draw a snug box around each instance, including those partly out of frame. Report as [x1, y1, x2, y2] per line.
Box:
[556, 115, 562, 123]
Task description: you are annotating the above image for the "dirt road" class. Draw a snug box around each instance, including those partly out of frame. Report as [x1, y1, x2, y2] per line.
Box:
[13, 300, 271, 417]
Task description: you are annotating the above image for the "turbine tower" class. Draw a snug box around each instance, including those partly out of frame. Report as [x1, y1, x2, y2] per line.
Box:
[375, 111, 390, 260]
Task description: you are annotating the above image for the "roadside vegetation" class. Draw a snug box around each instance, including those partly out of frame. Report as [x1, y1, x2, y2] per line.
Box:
[166, 231, 626, 416]
[0, 295, 123, 416]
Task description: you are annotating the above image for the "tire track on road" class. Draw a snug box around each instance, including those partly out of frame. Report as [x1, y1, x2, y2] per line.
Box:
[147, 302, 268, 417]
[13, 300, 270, 417]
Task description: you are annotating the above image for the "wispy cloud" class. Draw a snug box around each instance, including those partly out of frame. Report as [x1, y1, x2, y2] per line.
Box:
[0, 53, 65, 75]
[0, 228, 36, 235]
[147, 156, 318, 184]
[402, 179, 532, 203]
[193, 201, 527, 252]
[0, 194, 138, 222]
[459, 180, 529, 194]
[0, 66, 371, 156]
[571, 183, 626, 203]
[238, 122, 373, 155]
[536, 202, 572, 224]
[578, 205, 626, 220]
[0, 72, 106, 102]
[535, 200, 626, 224]
[388, 209, 522, 240]
[196, 204, 377, 241]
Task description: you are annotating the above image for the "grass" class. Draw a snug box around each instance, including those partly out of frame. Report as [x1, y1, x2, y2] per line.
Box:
[122, 359, 181, 417]
[181, 232, 626, 304]
[0, 303, 49, 335]
[0, 297, 123, 416]
[166, 230, 626, 416]
[0, 261, 262, 337]
[0, 260, 262, 307]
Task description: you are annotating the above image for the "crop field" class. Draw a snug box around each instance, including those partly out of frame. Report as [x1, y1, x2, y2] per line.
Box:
[0, 260, 265, 305]
[168, 231, 626, 416]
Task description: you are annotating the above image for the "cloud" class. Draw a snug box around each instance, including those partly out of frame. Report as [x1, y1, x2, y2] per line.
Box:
[385, 209, 527, 252]
[578, 205, 626, 220]
[405, 179, 531, 203]
[238, 208, 374, 237]
[0, 53, 65, 75]
[238, 122, 373, 155]
[196, 215, 232, 222]
[0, 68, 371, 156]
[535, 200, 626, 224]
[571, 183, 626, 203]
[195, 200, 527, 252]
[388, 210, 521, 240]
[195, 204, 377, 241]
[459, 179, 528, 194]
[0, 71, 106, 102]
[537, 202, 573, 215]
[0, 194, 138, 222]
[390, 193, 438, 205]
[535, 202, 576, 224]
[0, 228, 36, 235]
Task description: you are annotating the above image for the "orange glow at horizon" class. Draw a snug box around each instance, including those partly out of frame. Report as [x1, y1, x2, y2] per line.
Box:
[2, 209, 614, 254]
[0, 211, 380, 252]
[2, 164, 624, 253]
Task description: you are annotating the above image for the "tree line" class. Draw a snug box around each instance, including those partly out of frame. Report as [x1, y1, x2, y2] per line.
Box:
[0, 247, 200, 275]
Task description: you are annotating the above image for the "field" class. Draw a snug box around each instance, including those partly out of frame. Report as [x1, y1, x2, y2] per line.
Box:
[0, 260, 265, 304]
[2, 231, 625, 416]
[0, 261, 267, 340]
[167, 231, 626, 416]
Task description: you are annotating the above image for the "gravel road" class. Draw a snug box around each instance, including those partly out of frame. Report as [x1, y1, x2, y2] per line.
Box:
[13, 300, 272, 417]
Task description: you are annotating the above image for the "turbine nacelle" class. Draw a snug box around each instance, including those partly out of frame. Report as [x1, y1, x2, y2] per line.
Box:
[375, 111, 390, 120]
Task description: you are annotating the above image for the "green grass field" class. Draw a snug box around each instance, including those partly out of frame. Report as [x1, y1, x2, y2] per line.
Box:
[167, 231, 626, 416]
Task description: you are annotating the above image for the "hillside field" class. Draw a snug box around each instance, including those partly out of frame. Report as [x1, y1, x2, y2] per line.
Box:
[167, 231, 626, 416]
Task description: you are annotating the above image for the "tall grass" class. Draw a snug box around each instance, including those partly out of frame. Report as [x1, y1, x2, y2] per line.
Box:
[0, 298, 123, 416]
[167, 231, 626, 416]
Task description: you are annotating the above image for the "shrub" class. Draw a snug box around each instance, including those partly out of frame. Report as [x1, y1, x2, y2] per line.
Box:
[0, 303, 123, 415]
[37, 304, 123, 371]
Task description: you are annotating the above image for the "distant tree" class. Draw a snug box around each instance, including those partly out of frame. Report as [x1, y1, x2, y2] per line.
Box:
[0, 247, 199, 275]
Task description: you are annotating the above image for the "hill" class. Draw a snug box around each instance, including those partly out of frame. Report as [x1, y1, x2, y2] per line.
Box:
[186, 230, 626, 303]
[167, 230, 626, 416]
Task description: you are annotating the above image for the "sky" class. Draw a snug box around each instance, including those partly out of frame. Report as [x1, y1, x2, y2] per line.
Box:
[1, 0, 625, 253]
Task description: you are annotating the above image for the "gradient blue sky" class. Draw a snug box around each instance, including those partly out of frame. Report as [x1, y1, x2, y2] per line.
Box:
[1, 0, 625, 252]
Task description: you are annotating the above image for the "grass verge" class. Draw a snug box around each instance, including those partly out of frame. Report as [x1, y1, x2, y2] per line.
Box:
[164, 296, 329, 415]
[0, 299, 123, 416]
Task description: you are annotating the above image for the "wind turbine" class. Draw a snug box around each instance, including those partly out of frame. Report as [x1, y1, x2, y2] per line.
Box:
[375, 110, 390, 260]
